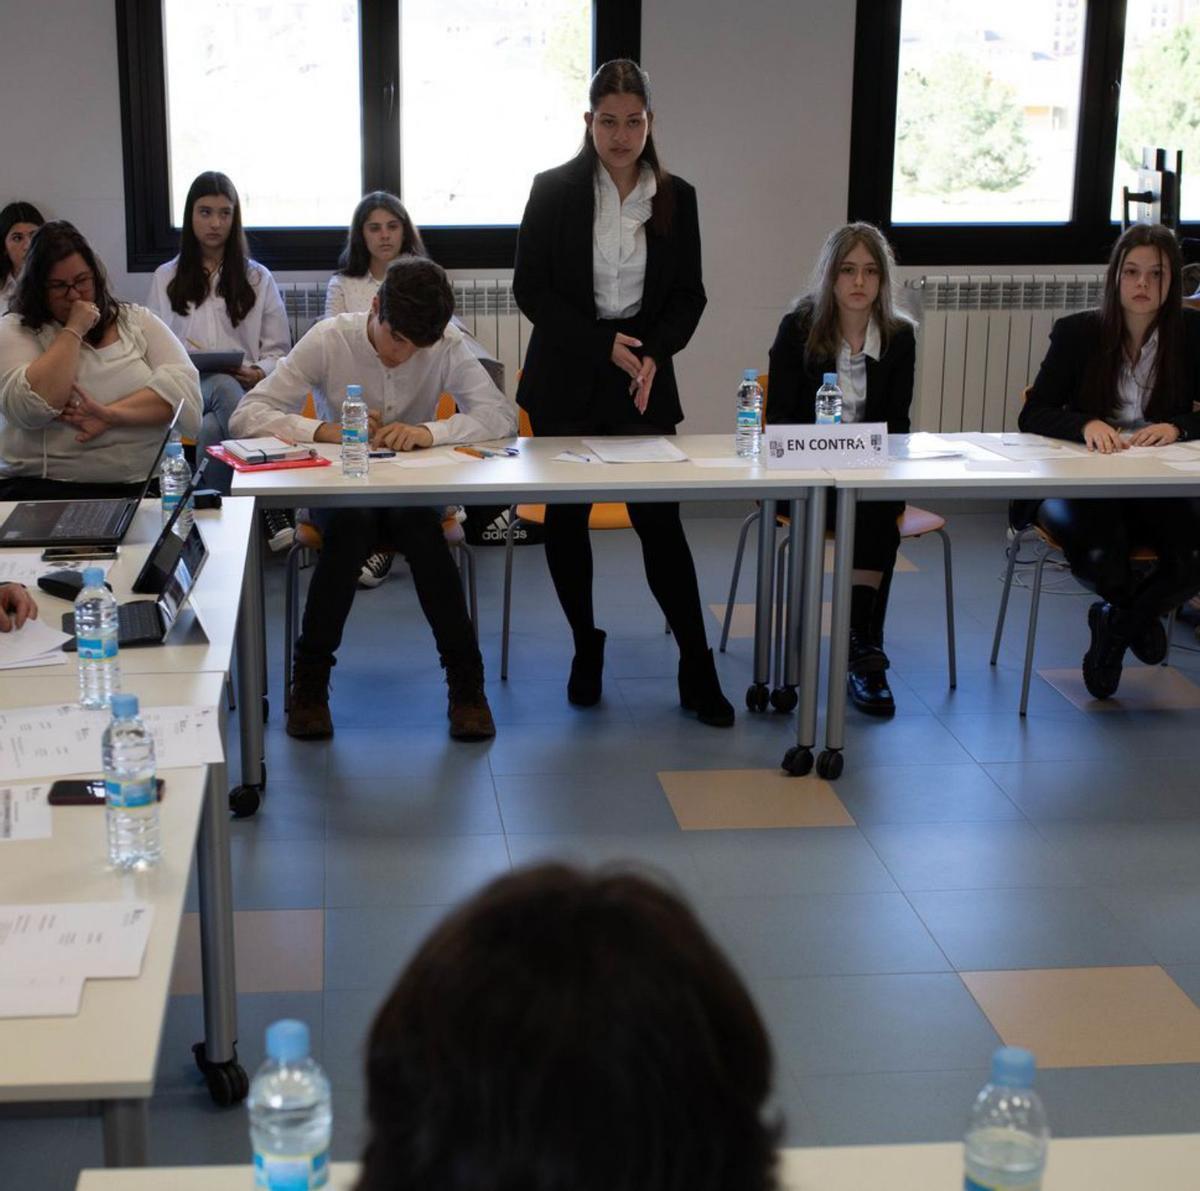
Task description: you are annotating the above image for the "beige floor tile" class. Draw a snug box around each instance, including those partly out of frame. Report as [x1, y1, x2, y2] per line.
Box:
[708, 601, 832, 640]
[658, 769, 855, 830]
[171, 909, 324, 995]
[961, 966, 1200, 1067]
[1039, 666, 1200, 712]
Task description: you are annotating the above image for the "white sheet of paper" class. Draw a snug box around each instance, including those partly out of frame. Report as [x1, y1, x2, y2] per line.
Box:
[384, 447, 482, 468]
[0, 975, 84, 1018]
[581, 437, 688, 464]
[0, 554, 114, 589]
[0, 703, 223, 782]
[1116, 444, 1200, 460]
[0, 650, 67, 672]
[0, 785, 52, 841]
[1164, 461, 1200, 473]
[0, 617, 71, 669]
[553, 450, 601, 464]
[0, 901, 154, 979]
[978, 442, 1071, 462]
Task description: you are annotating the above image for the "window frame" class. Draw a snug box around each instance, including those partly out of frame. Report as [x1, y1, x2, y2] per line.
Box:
[848, 0, 1152, 266]
[116, 0, 640, 273]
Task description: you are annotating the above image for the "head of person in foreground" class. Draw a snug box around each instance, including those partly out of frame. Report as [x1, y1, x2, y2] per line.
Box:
[355, 863, 781, 1191]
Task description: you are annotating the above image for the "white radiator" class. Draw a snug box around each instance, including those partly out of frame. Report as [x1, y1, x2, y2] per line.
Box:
[910, 274, 1104, 433]
[278, 278, 526, 399]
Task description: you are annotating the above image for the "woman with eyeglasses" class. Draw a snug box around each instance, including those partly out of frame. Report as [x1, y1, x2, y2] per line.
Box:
[0, 201, 45, 315]
[148, 171, 290, 494]
[0, 220, 201, 500]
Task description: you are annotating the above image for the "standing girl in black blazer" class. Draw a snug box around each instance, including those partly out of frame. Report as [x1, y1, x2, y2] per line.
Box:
[767, 223, 916, 716]
[513, 59, 733, 726]
[1019, 222, 1200, 699]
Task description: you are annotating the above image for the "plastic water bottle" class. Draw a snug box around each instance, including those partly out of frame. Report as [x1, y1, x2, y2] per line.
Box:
[341, 383, 369, 478]
[816, 372, 843, 424]
[160, 440, 194, 538]
[75, 566, 120, 709]
[735, 369, 764, 458]
[248, 1019, 332, 1190]
[102, 693, 161, 870]
[964, 1047, 1049, 1191]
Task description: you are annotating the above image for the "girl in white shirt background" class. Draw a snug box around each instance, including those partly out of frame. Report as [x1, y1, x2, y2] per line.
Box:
[324, 191, 426, 319]
[148, 171, 290, 494]
[0, 201, 44, 315]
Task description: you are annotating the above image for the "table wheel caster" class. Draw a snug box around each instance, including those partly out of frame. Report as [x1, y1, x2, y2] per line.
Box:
[816, 749, 844, 780]
[781, 746, 813, 776]
[745, 683, 769, 712]
[229, 784, 262, 818]
[193, 1041, 249, 1107]
[770, 685, 798, 713]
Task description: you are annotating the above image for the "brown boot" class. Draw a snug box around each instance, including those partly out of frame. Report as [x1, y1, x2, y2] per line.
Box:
[446, 663, 496, 741]
[287, 655, 334, 739]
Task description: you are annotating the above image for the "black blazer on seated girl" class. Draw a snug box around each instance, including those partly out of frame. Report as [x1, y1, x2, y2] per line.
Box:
[765, 307, 916, 431]
[513, 152, 706, 429]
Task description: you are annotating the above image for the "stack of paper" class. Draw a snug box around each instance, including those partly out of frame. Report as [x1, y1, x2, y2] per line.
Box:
[580, 437, 688, 463]
[0, 785, 52, 842]
[0, 618, 71, 671]
[0, 901, 155, 1018]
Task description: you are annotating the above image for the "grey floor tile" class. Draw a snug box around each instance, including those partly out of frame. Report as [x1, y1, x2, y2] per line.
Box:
[326, 727, 495, 781]
[908, 887, 1154, 970]
[0, 1114, 82, 1191]
[324, 773, 502, 839]
[769, 1068, 820, 1148]
[1165, 964, 1200, 1007]
[1035, 1065, 1200, 1137]
[702, 892, 951, 979]
[324, 904, 449, 994]
[859, 821, 1086, 892]
[1034, 822, 1200, 888]
[838, 713, 977, 767]
[184, 837, 325, 913]
[495, 771, 679, 835]
[937, 709, 1127, 765]
[833, 763, 1022, 825]
[1094, 886, 1200, 965]
[230, 779, 327, 843]
[756, 973, 1001, 1076]
[795, 1068, 990, 1145]
[902, 665, 1079, 718]
[324, 834, 511, 907]
[687, 829, 898, 897]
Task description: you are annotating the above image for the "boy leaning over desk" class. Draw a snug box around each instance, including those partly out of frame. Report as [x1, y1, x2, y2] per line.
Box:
[230, 256, 517, 741]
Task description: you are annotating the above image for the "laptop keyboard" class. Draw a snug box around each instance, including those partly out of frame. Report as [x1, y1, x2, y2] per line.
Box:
[118, 600, 164, 644]
[51, 500, 126, 539]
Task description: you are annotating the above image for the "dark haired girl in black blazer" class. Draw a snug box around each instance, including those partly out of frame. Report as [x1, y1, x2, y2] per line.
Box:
[513, 59, 733, 726]
[1020, 222, 1200, 699]
[767, 223, 916, 716]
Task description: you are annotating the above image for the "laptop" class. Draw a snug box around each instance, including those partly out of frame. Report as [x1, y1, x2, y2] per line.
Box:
[0, 420, 179, 548]
[62, 516, 210, 648]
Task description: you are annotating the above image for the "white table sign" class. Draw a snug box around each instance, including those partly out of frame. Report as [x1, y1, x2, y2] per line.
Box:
[765, 423, 888, 469]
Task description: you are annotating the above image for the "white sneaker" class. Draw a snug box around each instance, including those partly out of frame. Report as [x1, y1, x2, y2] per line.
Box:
[262, 509, 296, 552]
[358, 551, 394, 589]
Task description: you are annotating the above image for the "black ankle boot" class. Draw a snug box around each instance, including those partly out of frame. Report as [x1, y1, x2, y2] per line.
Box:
[1082, 602, 1129, 699]
[678, 649, 735, 727]
[567, 629, 606, 706]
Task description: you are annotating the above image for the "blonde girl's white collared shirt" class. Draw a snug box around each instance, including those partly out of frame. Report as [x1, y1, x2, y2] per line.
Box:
[836, 318, 881, 424]
[592, 162, 656, 319]
[147, 257, 291, 374]
[324, 272, 381, 317]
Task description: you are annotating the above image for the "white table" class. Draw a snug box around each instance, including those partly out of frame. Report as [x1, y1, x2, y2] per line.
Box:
[814, 433, 1200, 777]
[75, 1134, 1200, 1188]
[233, 434, 833, 787]
[0, 672, 237, 1167]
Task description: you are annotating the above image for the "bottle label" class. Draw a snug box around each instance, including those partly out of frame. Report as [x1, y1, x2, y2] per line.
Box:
[341, 427, 368, 445]
[736, 409, 761, 431]
[965, 1177, 1041, 1191]
[254, 1148, 329, 1190]
[78, 634, 118, 661]
[815, 412, 841, 425]
[163, 494, 180, 510]
[105, 777, 155, 809]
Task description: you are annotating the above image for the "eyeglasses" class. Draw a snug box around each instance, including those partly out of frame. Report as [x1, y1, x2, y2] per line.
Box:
[46, 273, 94, 297]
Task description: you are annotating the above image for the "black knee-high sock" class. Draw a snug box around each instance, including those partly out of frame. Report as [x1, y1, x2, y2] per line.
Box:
[850, 585, 877, 636]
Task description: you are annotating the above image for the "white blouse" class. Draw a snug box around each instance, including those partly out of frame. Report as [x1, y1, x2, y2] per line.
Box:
[324, 272, 382, 317]
[592, 163, 656, 320]
[835, 318, 881, 425]
[1116, 329, 1156, 428]
[0, 276, 14, 317]
[0, 305, 202, 483]
[147, 258, 290, 374]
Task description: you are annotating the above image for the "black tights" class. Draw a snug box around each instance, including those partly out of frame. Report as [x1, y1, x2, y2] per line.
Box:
[1037, 497, 1200, 618]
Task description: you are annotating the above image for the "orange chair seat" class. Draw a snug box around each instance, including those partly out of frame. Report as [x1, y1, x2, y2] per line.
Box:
[515, 502, 633, 531]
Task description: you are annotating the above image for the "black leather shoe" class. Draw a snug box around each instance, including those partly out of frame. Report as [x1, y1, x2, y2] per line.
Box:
[847, 667, 896, 716]
[679, 649, 735, 727]
[1126, 612, 1168, 665]
[567, 629, 606, 707]
[848, 628, 887, 673]
[1082, 602, 1128, 700]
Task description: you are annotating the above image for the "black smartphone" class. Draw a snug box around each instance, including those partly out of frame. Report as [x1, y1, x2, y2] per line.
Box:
[48, 778, 165, 806]
[41, 545, 119, 563]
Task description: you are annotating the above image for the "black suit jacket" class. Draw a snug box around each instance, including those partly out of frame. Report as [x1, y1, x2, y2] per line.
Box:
[1019, 308, 1200, 441]
[513, 154, 706, 427]
[765, 308, 916, 432]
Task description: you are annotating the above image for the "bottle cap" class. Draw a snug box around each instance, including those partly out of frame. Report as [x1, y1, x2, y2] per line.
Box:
[165, 441, 183, 458]
[823, 372, 838, 386]
[743, 368, 759, 382]
[81, 566, 105, 587]
[991, 1046, 1035, 1088]
[266, 1018, 311, 1063]
[346, 384, 363, 398]
[110, 693, 139, 718]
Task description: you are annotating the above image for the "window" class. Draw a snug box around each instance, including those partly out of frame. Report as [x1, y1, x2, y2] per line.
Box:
[849, 0, 1200, 265]
[117, 0, 638, 271]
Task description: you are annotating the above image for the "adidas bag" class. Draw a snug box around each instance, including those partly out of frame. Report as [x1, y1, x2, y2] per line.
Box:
[464, 505, 545, 547]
